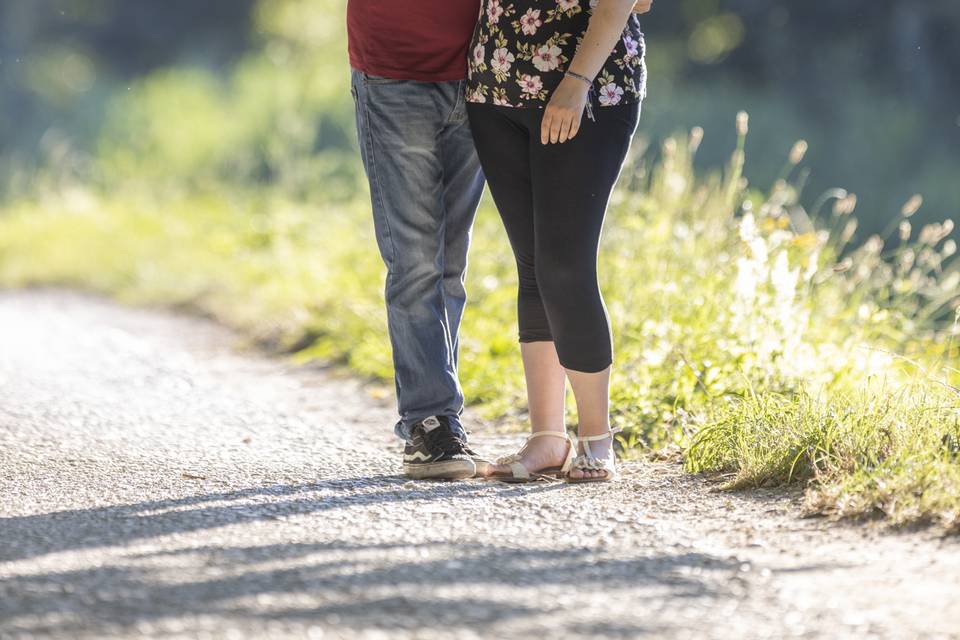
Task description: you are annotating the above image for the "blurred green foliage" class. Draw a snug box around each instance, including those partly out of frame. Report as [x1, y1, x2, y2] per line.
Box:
[2, 0, 958, 232]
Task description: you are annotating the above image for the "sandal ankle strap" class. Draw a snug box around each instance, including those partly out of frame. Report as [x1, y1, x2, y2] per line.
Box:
[578, 427, 620, 465]
[528, 430, 570, 442]
[577, 427, 622, 443]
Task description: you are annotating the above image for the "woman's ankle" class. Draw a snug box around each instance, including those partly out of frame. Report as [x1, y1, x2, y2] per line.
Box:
[530, 425, 567, 435]
[576, 424, 613, 439]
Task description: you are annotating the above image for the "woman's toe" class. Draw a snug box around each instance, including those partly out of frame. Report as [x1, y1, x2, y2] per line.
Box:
[490, 463, 515, 477]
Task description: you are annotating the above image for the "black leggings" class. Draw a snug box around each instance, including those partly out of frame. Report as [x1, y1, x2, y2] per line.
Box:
[467, 103, 639, 373]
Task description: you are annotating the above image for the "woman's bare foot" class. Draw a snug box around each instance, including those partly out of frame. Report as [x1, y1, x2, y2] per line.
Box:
[567, 432, 615, 481]
[489, 429, 571, 478]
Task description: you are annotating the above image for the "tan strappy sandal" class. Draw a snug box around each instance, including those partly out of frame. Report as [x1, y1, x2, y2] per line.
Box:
[488, 430, 575, 483]
[566, 428, 621, 484]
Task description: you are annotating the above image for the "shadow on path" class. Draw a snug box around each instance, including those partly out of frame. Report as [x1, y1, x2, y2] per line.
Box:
[0, 474, 763, 636]
[0, 475, 564, 563]
[1, 539, 742, 637]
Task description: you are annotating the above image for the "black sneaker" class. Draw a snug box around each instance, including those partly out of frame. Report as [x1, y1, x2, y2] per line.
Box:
[460, 437, 493, 478]
[403, 416, 476, 480]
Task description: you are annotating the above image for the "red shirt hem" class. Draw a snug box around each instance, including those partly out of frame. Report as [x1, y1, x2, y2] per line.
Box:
[348, 56, 468, 83]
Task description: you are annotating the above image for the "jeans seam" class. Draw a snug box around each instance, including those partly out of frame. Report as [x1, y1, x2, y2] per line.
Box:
[358, 82, 399, 269]
[443, 80, 465, 128]
[438, 87, 456, 372]
[437, 215, 457, 373]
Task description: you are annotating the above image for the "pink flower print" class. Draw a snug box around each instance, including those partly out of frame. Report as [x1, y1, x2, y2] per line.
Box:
[473, 43, 486, 67]
[532, 44, 562, 72]
[491, 47, 515, 75]
[468, 87, 487, 103]
[519, 8, 542, 35]
[623, 35, 640, 60]
[487, 0, 504, 24]
[517, 74, 544, 98]
[598, 82, 624, 106]
[557, 0, 580, 11]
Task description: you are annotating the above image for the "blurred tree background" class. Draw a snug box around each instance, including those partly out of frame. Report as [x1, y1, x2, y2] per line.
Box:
[640, 0, 960, 235]
[1, 0, 958, 234]
[0, 0, 254, 176]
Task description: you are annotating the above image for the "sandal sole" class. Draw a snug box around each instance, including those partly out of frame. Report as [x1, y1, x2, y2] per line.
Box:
[487, 466, 564, 484]
[565, 473, 619, 484]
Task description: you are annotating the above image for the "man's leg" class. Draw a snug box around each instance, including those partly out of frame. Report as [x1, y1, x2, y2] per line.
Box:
[350, 71, 475, 444]
[437, 80, 486, 433]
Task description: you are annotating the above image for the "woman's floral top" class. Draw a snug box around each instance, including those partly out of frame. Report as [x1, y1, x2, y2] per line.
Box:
[466, 0, 646, 108]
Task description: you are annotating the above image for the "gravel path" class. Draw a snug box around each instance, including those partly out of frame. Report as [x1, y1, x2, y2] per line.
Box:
[1, 289, 959, 640]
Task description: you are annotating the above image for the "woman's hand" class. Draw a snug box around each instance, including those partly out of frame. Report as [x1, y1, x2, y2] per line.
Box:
[543, 0, 638, 144]
[541, 76, 590, 144]
[633, 0, 653, 14]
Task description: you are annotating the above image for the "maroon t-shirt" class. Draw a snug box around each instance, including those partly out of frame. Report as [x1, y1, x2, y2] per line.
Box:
[347, 0, 481, 82]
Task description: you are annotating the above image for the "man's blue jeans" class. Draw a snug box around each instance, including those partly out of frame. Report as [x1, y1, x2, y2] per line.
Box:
[350, 69, 485, 443]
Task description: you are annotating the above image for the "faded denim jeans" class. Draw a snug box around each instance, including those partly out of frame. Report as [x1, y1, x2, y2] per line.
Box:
[350, 69, 485, 443]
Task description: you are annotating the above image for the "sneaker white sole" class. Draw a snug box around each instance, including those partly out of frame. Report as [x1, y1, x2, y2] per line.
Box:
[471, 457, 493, 478]
[403, 459, 476, 480]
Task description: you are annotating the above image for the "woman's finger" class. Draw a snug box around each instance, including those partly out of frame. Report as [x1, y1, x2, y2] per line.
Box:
[559, 113, 573, 144]
[550, 111, 564, 144]
[567, 113, 581, 141]
[541, 110, 553, 145]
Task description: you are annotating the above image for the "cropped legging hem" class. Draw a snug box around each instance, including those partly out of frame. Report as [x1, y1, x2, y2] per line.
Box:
[516, 335, 612, 373]
[467, 102, 639, 374]
[518, 332, 553, 344]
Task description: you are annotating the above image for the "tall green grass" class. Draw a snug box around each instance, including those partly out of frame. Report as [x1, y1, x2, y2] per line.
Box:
[0, 0, 958, 530]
